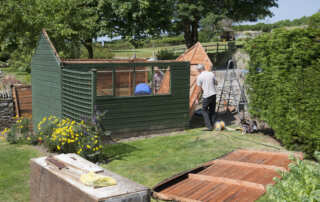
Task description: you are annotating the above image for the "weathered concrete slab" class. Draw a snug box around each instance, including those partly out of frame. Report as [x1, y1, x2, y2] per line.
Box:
[30, 155, 150, 202]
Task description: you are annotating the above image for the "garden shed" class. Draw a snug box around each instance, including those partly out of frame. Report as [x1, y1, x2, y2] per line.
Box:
[31, 30, 190, 134]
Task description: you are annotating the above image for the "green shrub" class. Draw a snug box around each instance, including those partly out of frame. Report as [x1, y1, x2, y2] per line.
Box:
[260, 153, 320, 202]
[1, 117, 36, 144]
[145, 35, 185, 48]
[245, 28, 320, 156]
[37, 116, 103, 162]
[156, 49, 178, 60]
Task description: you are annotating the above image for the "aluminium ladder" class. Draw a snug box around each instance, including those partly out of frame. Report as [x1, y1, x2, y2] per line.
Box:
[216, 59, 248, 119]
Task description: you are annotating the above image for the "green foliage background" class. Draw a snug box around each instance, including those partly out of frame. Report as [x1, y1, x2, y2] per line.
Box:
[245, 28, 320, 156]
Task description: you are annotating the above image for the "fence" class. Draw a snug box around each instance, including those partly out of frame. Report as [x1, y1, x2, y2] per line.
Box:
[169, 42, 237, 55]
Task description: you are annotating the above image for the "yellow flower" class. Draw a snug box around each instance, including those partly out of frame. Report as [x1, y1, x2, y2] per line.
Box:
[99, 145, 102, 149]
[38, 137, 43, 141]
[27, 137, 31, 141]
[57, 145, 61, 150]
[86, 145, 91, 149]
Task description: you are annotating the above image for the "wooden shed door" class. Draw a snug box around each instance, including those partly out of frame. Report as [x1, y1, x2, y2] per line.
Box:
[61, 69, 95, 122]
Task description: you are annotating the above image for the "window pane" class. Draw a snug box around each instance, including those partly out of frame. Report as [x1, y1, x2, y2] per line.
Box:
[96, 70, 113, 96]
[134, 66, 152, 96]
[115, 68, 134, 96]
[154, 66, 171, 95]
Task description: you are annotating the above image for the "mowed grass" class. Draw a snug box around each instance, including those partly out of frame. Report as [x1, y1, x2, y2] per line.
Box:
[0, 128, 283, 201]
[101, 129, 284, 188]
[0, 141, 42, 202]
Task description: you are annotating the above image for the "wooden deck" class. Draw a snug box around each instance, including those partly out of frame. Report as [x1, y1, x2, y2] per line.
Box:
[153, 150, 303, 202]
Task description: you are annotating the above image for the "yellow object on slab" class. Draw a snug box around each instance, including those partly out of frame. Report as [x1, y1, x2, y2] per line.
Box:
[80, 171, 117, 188]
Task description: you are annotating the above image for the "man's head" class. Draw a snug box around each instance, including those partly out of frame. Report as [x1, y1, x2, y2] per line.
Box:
[154, 66, 160, 73]
[196, 64, 205, 72]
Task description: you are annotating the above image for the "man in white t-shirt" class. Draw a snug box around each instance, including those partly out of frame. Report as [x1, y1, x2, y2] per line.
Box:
[196, 64, 218, 131]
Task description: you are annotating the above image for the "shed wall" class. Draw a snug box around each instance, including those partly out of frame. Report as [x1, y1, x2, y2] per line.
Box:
[31, 33, 62, 130]
[63, 62, 190, 133]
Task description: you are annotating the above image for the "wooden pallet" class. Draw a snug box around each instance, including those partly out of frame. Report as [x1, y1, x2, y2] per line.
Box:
[153, 150, 303, 202]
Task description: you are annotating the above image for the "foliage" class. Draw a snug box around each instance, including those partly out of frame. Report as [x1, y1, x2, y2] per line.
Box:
[99, 0, 173, 48]
[309, 12, 320, 29]
[37, 116, 103, 161]
[245, 28, 320, 156]
[260, 153, 320, 202]
[156, 49, 178, 60]
[1, 117, 36, 144]
[169, 0, 277, 48]
[233, 16, 310, 32]
[80, 45, 114, 59]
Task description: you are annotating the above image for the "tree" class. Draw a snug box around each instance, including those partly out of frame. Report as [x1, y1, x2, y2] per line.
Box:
[172, 0, 278, 48]
[99, 0, 173, 48]
[308, 12, 320, 29]
[39, 0, 101, 58]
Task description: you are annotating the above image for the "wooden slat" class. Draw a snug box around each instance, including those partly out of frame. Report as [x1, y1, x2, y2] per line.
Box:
[188, 174, 265, 192]
[153, 192, 201, 202]
[213, 159, 287, 172]
[237, 149, 303, 160]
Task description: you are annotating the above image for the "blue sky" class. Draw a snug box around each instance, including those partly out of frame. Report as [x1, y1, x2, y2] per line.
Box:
[245, 0, 320, 24]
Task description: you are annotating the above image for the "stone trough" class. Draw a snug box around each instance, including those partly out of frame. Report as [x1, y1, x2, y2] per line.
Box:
[30, 154, 150, 202]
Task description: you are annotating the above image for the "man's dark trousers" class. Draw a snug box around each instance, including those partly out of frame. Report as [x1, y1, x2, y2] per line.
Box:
[201, 94, 216, 130]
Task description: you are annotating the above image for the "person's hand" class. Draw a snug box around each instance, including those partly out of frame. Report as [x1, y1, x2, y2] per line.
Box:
[195, 99, 199, 105]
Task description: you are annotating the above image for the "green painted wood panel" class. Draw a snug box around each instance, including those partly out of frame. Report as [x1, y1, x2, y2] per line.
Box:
[63, 62, 190, 134]
[31, 33, 62, 131]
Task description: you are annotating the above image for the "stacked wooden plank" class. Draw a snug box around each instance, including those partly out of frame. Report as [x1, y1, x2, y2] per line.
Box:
[153, 150, 303, 202]
[159, 42, 212, 117]
[11, 84, 32, 118]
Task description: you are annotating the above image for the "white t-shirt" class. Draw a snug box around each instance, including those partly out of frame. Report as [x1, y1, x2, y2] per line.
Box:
[196, 71, 217, 98]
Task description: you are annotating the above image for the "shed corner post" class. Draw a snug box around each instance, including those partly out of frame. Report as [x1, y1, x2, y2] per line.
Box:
[91, 69, 97, 117]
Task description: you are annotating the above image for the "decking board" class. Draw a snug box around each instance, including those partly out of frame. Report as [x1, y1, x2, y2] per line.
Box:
[153, 149, 302, 202]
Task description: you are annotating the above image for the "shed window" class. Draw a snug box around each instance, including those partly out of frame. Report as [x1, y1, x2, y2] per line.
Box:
[96, 70, 113, 96]
[96, 66, 171, 97]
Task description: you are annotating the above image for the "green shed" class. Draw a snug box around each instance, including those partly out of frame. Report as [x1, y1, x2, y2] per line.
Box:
[31, 30, 190, 134]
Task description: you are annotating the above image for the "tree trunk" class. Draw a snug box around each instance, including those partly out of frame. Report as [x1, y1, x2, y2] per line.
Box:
[82, 40, 94, 59]
[184, 20, 199, 48]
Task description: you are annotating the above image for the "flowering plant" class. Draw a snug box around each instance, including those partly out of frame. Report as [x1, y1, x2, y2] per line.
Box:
[38, 116, 102, 161]
[2, 116, 34, 144]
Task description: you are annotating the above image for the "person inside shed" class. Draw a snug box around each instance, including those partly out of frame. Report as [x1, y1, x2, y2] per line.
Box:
[196, 64, 218, 131]
[152, 66, 164, 95]
[134, 83, 152, 95]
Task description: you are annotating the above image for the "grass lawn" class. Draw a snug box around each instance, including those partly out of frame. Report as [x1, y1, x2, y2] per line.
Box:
[110, 41, 243, 58]
[0, 128, 284, 201]
[101, 129, 284, 188]
[0, 141, 42, 202]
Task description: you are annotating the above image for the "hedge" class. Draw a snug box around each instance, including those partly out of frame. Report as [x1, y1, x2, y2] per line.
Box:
[245, 28, 320, 156]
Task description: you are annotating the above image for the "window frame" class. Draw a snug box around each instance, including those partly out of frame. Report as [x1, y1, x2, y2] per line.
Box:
[96, 65, 172, 98]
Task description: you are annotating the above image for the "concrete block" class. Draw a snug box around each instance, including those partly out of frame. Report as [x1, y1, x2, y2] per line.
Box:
[30, 155, 150, 202]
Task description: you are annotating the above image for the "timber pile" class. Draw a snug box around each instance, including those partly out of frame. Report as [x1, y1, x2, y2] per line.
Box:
[153, 149, 303, 202]
[11, 84, 32, 118]
[158, 42, 213, 117]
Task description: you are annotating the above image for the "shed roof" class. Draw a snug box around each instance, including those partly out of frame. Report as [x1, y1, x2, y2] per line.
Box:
[41, 29, 186, 65]
[153, 149, 303, 202]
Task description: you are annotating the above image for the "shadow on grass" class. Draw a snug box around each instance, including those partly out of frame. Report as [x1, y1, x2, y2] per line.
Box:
[189, 110, 236, 129]
[101, 143, 139, 164]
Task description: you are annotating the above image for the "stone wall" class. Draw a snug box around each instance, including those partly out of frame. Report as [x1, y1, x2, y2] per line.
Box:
[0, 98, 15, 131]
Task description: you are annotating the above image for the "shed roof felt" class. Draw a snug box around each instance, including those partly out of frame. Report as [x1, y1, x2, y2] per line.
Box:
[153, 150, 303, 202]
